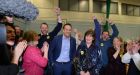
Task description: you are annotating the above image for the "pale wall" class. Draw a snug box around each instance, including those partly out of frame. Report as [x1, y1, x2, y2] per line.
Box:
[14, 0, 140, 40]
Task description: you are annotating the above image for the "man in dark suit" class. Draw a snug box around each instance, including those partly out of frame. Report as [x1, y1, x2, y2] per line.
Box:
[49, 23, 76, 75]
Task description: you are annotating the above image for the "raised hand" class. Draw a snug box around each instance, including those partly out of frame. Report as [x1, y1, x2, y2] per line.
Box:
[106, 18, 113, 25]
[42, 42, 49, 59]
[131, 41, 139, 54]
[93, 16, 97, 20]
[126, 41, 133, 54]
[55, 7, 61, 16]
[115, 45, 120, 51]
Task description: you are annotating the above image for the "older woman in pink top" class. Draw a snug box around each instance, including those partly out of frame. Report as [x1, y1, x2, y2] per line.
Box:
[22, 30, 48, 75]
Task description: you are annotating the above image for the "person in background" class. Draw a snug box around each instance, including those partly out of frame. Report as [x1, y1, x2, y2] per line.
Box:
[73, 28, 83, 48]
[0, 21, 27, 75]
[99, 19, 119, 75]
[122, 40, 140, 75]
[15, 25, 24, 44]
[49, 23, 76, 75]
[22, 30, 49, 75]
[105, 37, 126, 75]
[37, 7, 62, 49]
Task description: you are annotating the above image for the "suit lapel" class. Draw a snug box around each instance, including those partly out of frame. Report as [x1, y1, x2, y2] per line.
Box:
[58, 35, 63, 52]
[70, 37, 73, 52]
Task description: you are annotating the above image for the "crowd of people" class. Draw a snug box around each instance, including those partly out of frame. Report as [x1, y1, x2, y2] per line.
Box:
[0, 7, 140, 75]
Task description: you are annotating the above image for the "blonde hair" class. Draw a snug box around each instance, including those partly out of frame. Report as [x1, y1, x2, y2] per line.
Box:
[23, 30, 38, 43]
[114, 37, 124, 57]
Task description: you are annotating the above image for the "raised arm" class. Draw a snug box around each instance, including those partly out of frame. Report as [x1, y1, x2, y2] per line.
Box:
[93, 16, 101, 40]
[93, 16, 101, 46]
[107, 19, 119, 40]
[50, 7, 62, 36]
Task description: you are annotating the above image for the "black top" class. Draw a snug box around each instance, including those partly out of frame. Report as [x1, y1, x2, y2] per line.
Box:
[105, 47, 126, 75]
[0, 64, 19, 75]
[127, 59, 140, 75]
[37, 22, 62, 49]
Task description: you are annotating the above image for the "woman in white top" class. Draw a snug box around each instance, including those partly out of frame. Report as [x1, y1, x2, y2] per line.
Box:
[122, 40, 140, 75]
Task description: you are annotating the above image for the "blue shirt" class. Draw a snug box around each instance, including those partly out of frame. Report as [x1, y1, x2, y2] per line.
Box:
[56, 35, 70, 62]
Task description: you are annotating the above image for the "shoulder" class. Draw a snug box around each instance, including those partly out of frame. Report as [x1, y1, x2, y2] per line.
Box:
[70, 36, 76, 41]
[54, 35, 63, 39]
[38, 34, 41, 36]
[78, 41, 86, 49]
[25, 46, 40, 54]
[27, 46, 37, 50]
[51, 35, 62, 41]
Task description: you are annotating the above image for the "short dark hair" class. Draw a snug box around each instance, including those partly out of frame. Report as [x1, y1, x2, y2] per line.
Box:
[102, 30, 110, 35]
[4, 22, 15, 31]
[40, 22, 48, 27]
[14, 25, 20, 28]
[0, 22, 15, 65]
[84, 29, 95, 44]
[63, 23, 72, 29]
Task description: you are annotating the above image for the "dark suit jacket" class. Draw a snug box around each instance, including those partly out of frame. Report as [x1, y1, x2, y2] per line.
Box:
[49, 35, 76, 63]
[0, 64, 19, 75]
[38, 22, 62, 49]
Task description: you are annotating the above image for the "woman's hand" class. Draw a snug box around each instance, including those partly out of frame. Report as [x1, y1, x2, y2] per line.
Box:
[42, 42, 49, 59]
[80, 71, 90, 75]
[12, 40, 27, 65]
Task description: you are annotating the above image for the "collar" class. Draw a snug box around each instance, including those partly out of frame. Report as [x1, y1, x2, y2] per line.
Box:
[63, 35, 70, 40]
[41, 33, 49, 36]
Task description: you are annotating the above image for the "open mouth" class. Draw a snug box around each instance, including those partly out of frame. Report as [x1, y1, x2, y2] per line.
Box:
[8, 37, 15, 41]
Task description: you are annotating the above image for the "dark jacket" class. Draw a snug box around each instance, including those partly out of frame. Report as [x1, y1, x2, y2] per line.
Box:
[127, 59, 140, 75]
[38, 22, 62, 49]
[49, 35, 76, 63]
[74, 19, 102, 75]
[99, 24, 119, 66]
[75, 42, 102, 75]
[0, 64, 19, 75]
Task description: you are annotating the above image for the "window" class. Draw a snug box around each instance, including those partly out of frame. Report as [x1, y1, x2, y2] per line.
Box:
[79, 0, 89, 12]
[69, 0, 79, 11]
[59, 0, 89, 12]
[122, 3, 140, 16]
[134, 6, 140, 16]
[59, 0, 69, 11]
[93, 0, 118, 14]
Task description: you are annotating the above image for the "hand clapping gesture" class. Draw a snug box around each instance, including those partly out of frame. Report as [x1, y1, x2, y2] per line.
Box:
[12, 40, 27, 64]
[42, 42, 49, 59]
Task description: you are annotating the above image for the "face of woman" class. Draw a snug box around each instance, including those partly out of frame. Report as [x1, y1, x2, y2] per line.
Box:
[33, 34, 39, 45]
[6, 26, 15, 46]
[85, 34, 93, 44]
[132, 41, 140, 51]
[113, 38, 122, 47]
